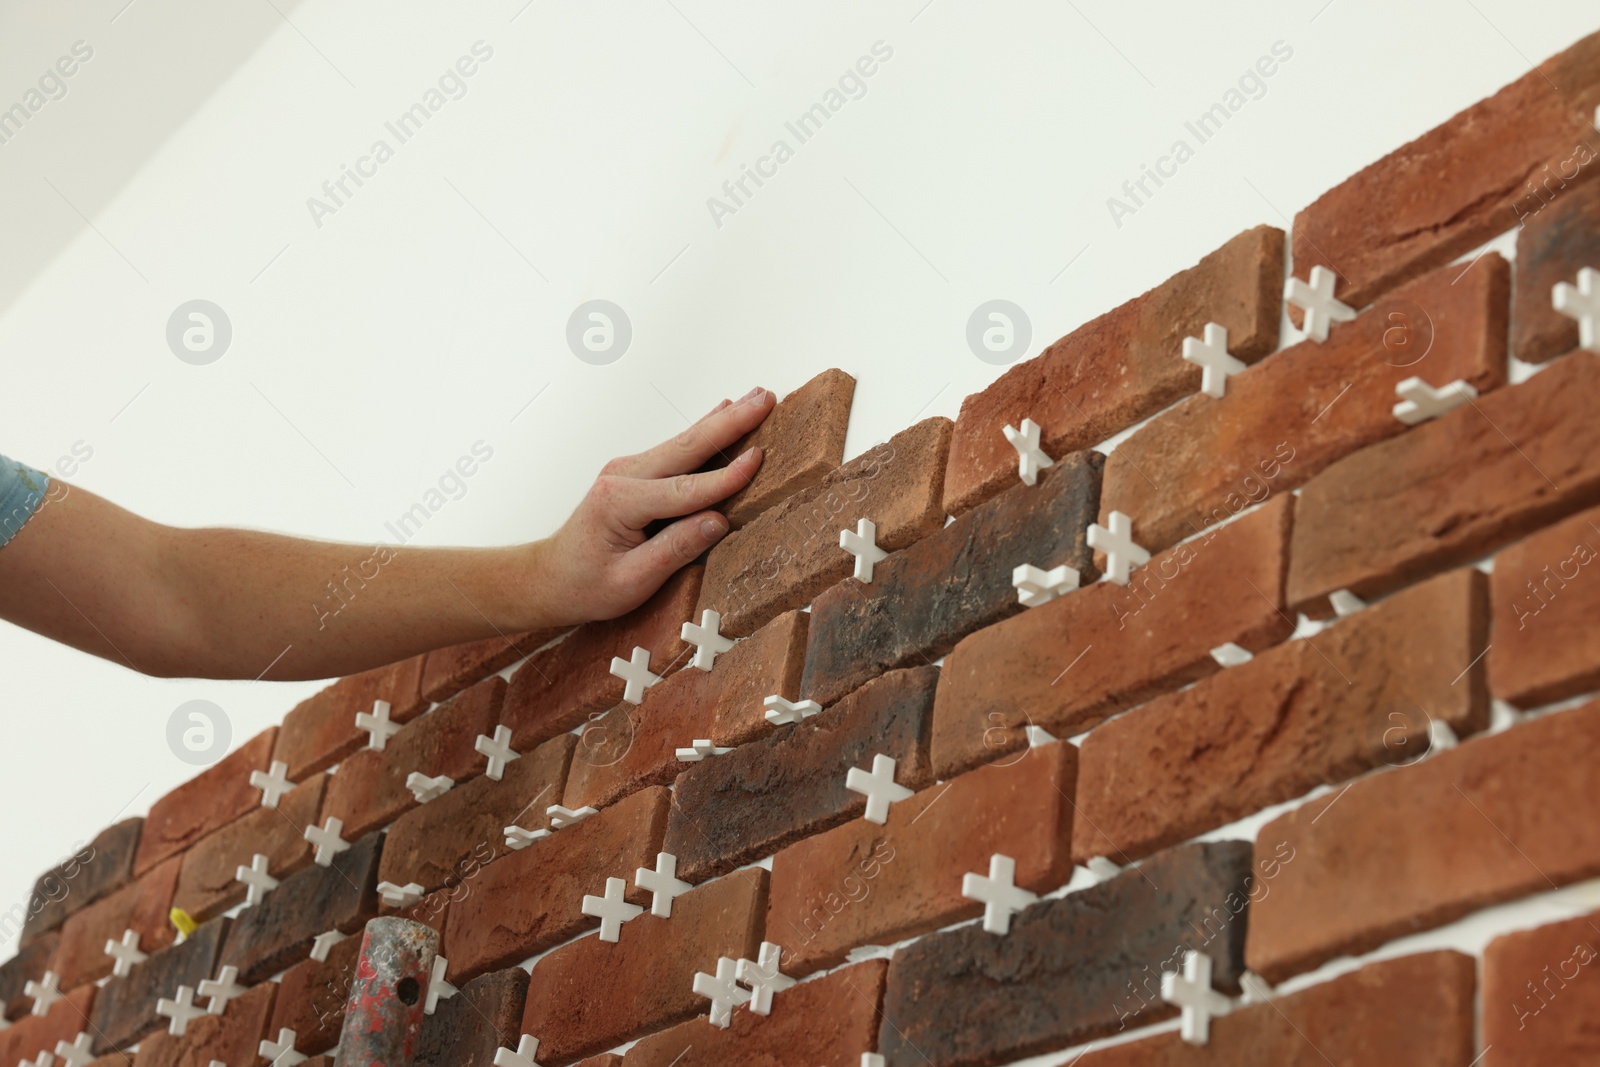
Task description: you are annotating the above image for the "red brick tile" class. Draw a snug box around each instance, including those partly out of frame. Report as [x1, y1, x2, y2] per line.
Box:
[0, 930, 57, 1020]
[274, 657, 427, 780]
[1292, 31, 1600, 314]
[88, 918, 227, 1055]
[172, 773, 324, 924]
[323, 676, 504, 838]
[877, 841, 1253, 1065]
[622, 959, 886, 1067]
[131, 980, 275, 1067]
[1484, 909, 1600, 1064]
[442, 786, 668, 984]
[769, 741, 1076, 977]
[520, 867, 766, 1064]
[1102, 256, 1510, 557]
[564, 610, 808, 811]
[421, 627, 566, 704]
[378, 734, 574, 896]
[0, 984, 95, 1067]
[697, 417, 952, 638]
[1513, 175, 1600, 364]
[83, 1055, 132, 1067]
[21, 820, 141, 947]
[666, 666, 937, 883]
[267, 931, 362, 1057]
[1288, 351, 1600, 618]
[1074, 568, 1489, 865]
[502, 567, 701, 751]
[1076, 951, 1475, 1067]
[931, 493, 1295, 779]
[944, 225, 1283, 515]
[802, 450, 1103, 708]
[1247, 698, 1600, 984]
[134, 729, 278, 877]
[53, 855, 180, 991]
[719, 368, 856, 528]
[415, 966, 527, 1067]
[573, 1057, 623, 1067]
[1489, 503, 1600, 708]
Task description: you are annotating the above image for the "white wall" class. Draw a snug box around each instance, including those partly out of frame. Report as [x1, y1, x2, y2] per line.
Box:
[0, 0, 1593, 953]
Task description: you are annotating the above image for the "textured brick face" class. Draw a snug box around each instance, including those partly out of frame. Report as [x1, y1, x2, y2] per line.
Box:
[1483, 910, 1600, 1063]
[88, 917, 229, 1055]
[0, 984, 96, 1067]
[173, 772, 324, 923]
[275, 657, 427, 779]
[1489, 503, 1600, 708]
[563, 609, 808, 811]
[415, 966, 528, 1067]
[621, 959, 887, 1067]
[943, 225, 1283, 515]
[1288, 351, 1600, 617]
[931, 493, 1295, 779]
[502, 566, 701, 750]
[421, 627, 565, 704]
[378, 733, 574, 895]
[53, 854, 180, 991]
[876, 841, 1255, 1067]
[718, 368, 856, 528]
[697, 417, 952, 638]
[131, 980, 276, 1067]
[520, 867, 767, 1064]
[801, 450, 1103, 707]
[768, 741, 1076, 976]
[1247, 700, 1600, 984]
[20, 819, 140, 947]
[135, 728, 278, 876]
[1291, 30, 1600, 311]
[0, 930, 57, 1020]
[268, 932, 363, 1057]
[1076, 951, 1476, 1067]
[1513, 177, 1600, 364]
[1073, 567, 1489, 865]
[441, 785, 669, 984]
[1102, 256, 1510, 557]
[667, 665, 937, 883]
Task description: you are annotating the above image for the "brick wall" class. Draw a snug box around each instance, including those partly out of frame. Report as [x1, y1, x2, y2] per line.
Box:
[7, 26, 1600, 1067]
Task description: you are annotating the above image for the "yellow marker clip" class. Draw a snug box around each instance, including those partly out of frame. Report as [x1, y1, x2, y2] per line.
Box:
[169, 907, 197, 939]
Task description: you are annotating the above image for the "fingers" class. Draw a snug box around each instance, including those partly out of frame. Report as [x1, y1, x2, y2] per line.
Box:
[610, 447, 763, 530]
[613, 386, 774, 480]
[619, 510, 730, 593]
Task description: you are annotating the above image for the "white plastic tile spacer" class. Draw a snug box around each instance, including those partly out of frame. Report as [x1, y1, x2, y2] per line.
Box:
[504, 825, 549, 850]
[424, 956, 456, 1015]
[303, 817, 351, 867]
[492, 1035, 543, 1067]
[103, 929, 147, 978]
[197, 965, 248, 1015]
[1328, 589, 1366, 617]
[1085, 856, 1123, 883]
[1209, 643, 1253, 668]
[406, 772, 454, 804]
[844, 754, 913, 825]
[1392, 377, 1477, 425]
[1002, 418, 1055, 486]
[375, 881, 424, 908]
[840, 518, 889, 583]
[609, 646, 661, 705]
[735, 942, 796, 1015]
[546, 805, 597, 829]
[249, 760, 294, 809]
[1161, 949, 1232, 1045]
[635, 852, 692, 918]
[52, 1035, 93, 1067]
[23, 971, 61, 1016]
[1553, 266, 1600, 352]
[474, 725, 520, 782]
[1285, 265, 1357, 343]
[675, 739, 733, 762]
[155, 984, 207, 1036]
[259, 1028, 308, 1067]
[354, 699, 401, 751]
[763, 695, 822, 725]
[1012, 563, 1079, 608]
[681, 609, 736, 671]
[235, 854, 279, 908]
[1086, 511, 1151, 586]
[580, 877, 643, 942]
[961, 854, 1039, 935]
[1181, 322, 1246, 398]
[691, 957, 750, 1029]
[309, 930, 348, 963]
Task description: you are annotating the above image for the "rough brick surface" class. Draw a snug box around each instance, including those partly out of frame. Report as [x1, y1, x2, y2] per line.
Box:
[502, 566, 701, 750]
[877, 841, 1254, 1067]
[1102, 256, 1510, 557]
[20, 820, 140, 947]
[324, 676, 503, 837]
[1074, 567, 1489, 864]
[88, 918, 228, 1055]
[268, 931, 362, 1057]
[802, 451, 1103, 707]
[1077, 951, 1475, 1067]
[574, 1057, 623, 1067]
[0, 930, 57, 1020]
[1484, 909, 1600, 1063]
[422, 627, 565, 704]
[621, 959, 887, 1067]
[1514, 175, 1600, 364]
[1248, 699, 1600, 983]
[564, 610, 808, 811]
[378, 733, 574, 895]
[1489, 502, 1600, 708]
[769, 741, 1076, 976]
[1292, 31, 1600, 312]
[944, 225, 1283, 515]
[666, 666, 938, 883]
[719, 368, 856, 528]
[53, 854, 180, 991]
[131, 980, 275, 1067]
[218, 831, 380, 984]
[0, 984, 95, 1067]
[275, 656, 428, 780]
[698, 417, 952, 638]
[134, 729, 278, 877]
[442, 785, 669, 984]
[932, 493, 1295, 779]
[1288, 351, 1600, 617]
[520, 867, 766, 1065]
[415, 966, 528, 1067]
[173, 772, 324, 923]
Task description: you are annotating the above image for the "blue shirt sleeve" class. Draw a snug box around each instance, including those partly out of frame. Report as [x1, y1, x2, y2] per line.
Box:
[0, 453, 50, 548]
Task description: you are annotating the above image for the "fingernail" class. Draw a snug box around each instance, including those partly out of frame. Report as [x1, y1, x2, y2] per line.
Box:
[700, 517, 726, 539]
[743, 386, 765, 404]
[738, 446, 758, 463]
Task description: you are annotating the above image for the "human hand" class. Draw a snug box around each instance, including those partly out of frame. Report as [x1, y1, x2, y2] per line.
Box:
[525, 385, 775, 626]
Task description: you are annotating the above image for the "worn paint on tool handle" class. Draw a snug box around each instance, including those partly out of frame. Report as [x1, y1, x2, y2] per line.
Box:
[335, 916, 440, 1067]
